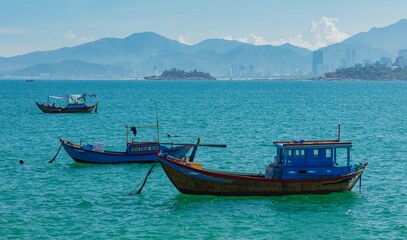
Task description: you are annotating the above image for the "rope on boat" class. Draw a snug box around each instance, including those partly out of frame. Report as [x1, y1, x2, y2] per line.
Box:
[358, 162, 368, 192]
[49, 142, 63, 163]
[129, 159, 159, 195]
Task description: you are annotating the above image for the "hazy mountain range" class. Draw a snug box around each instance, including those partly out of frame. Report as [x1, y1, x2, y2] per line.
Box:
[1, 19, 407, 79]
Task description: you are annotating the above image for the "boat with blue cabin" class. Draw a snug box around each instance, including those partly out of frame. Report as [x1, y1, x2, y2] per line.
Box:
[36, 94, 98, 113]
[60, 123, 194, 164]
[157, 125, 368, 196]
[61, 139, 193, 164]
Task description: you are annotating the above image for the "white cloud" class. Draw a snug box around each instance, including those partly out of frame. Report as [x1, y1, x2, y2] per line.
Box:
[222, 17, 349, 50]
[177, 35, 191, 45]
[64, 30, 95, 43]
[274, 17, 349, 50]
[223, 34, 271, 45]
[64, 30, 76, 40]
[237, 34, 270, 45]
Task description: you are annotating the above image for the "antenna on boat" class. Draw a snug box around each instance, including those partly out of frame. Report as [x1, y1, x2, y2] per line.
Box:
[155, 103, 160, 142]
[125, 124, 129, 144]
[337, 122, 341, 142]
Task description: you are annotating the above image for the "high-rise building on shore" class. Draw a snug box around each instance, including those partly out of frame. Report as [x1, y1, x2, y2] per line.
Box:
[312, 50, 323, 77]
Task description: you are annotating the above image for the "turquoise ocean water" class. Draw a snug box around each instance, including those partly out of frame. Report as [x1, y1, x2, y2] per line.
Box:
[0, 80, 406, 239]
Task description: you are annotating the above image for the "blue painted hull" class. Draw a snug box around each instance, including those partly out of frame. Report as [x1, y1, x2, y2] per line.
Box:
[61, 140, 192, 164]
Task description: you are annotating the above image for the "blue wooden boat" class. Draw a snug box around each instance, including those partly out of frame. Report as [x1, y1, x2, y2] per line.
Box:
[61, 138, 193, 164]
[157, 126, 368, 196]
[36, 94, 98, 113]
[60, 123, 197, 164]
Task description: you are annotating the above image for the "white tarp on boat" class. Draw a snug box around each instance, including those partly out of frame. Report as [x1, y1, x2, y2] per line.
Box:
[48, 94, 85, 104]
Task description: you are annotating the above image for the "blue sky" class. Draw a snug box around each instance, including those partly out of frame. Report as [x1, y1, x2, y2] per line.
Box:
[1, 0, 406, 57]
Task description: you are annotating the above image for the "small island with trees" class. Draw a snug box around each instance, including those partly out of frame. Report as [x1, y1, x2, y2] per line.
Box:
[144, 68, 216, 80]
[323, 64, 407, 80]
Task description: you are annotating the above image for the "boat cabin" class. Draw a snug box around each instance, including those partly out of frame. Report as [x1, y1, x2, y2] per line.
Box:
[126, 142, 161, 153]
[267, 140, 354, 179]
[67, 94, 87, 108]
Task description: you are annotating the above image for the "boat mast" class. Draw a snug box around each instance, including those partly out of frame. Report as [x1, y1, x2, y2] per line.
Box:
[126, 104, 160, 144]
[126, 124, 129, 144]
[155, 106, 160, 142]
[125, 124, 159, 143]
[337, 122, 341, 141]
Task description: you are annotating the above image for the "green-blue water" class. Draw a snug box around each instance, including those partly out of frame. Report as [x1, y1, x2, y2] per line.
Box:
[0, 80, 406, 239]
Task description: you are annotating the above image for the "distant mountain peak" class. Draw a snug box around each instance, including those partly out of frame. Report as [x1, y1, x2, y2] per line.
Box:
[367, 18, 407, 33]
[124, 31, 175, 42]
[396, 18, 407, 24]
[125, 31, 164, 39]
[342, 18, 407, 54]
[1, 18, 407, 78]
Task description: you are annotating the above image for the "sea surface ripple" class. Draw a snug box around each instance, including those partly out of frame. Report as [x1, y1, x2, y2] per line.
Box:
[0, 80, 406, 239]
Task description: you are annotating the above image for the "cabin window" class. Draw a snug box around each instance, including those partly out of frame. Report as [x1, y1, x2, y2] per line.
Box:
[313, 149, 319, 158]
[294, 150, 299, 157]
[292, 149, 305, 160]
[285, 149, 292, 161]
[285, 149, 292, 164]
[278, 149, 284, 162]
[287, 149, 292, 157]
[326, 149, 332, 158]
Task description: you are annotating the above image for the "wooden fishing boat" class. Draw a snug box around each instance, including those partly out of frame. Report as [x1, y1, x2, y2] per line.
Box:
[59, 123, 199, 164]
[158, 127, 368, 196]
[36, 94, 98, 113]
[61, 138, 193, 164]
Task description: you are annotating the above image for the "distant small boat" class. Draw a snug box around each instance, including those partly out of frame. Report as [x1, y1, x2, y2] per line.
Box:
[26, 79, 34, 82]
[158, 125, 368, 196]
[36, 93, 98, 113]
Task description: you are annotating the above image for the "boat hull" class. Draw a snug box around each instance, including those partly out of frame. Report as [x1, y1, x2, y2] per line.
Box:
[160, 157, 365, 196]
[36, 102, 95, 113]
[61, 140, 192, 164]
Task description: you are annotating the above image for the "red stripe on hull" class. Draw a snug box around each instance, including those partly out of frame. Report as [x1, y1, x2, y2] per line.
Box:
[160, 157, 364, 196]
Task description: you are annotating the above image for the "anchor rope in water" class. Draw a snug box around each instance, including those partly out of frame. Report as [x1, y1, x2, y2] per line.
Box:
[129, 181, 143, 195]
[128, 176, 147, 195]
[129, 159, 159, 195]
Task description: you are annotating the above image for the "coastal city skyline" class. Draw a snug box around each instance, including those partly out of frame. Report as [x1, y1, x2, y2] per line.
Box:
[1, 0, 407, 57]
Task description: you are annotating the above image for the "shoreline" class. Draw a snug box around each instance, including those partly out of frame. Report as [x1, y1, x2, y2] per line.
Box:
[1, 77, 406, 81]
